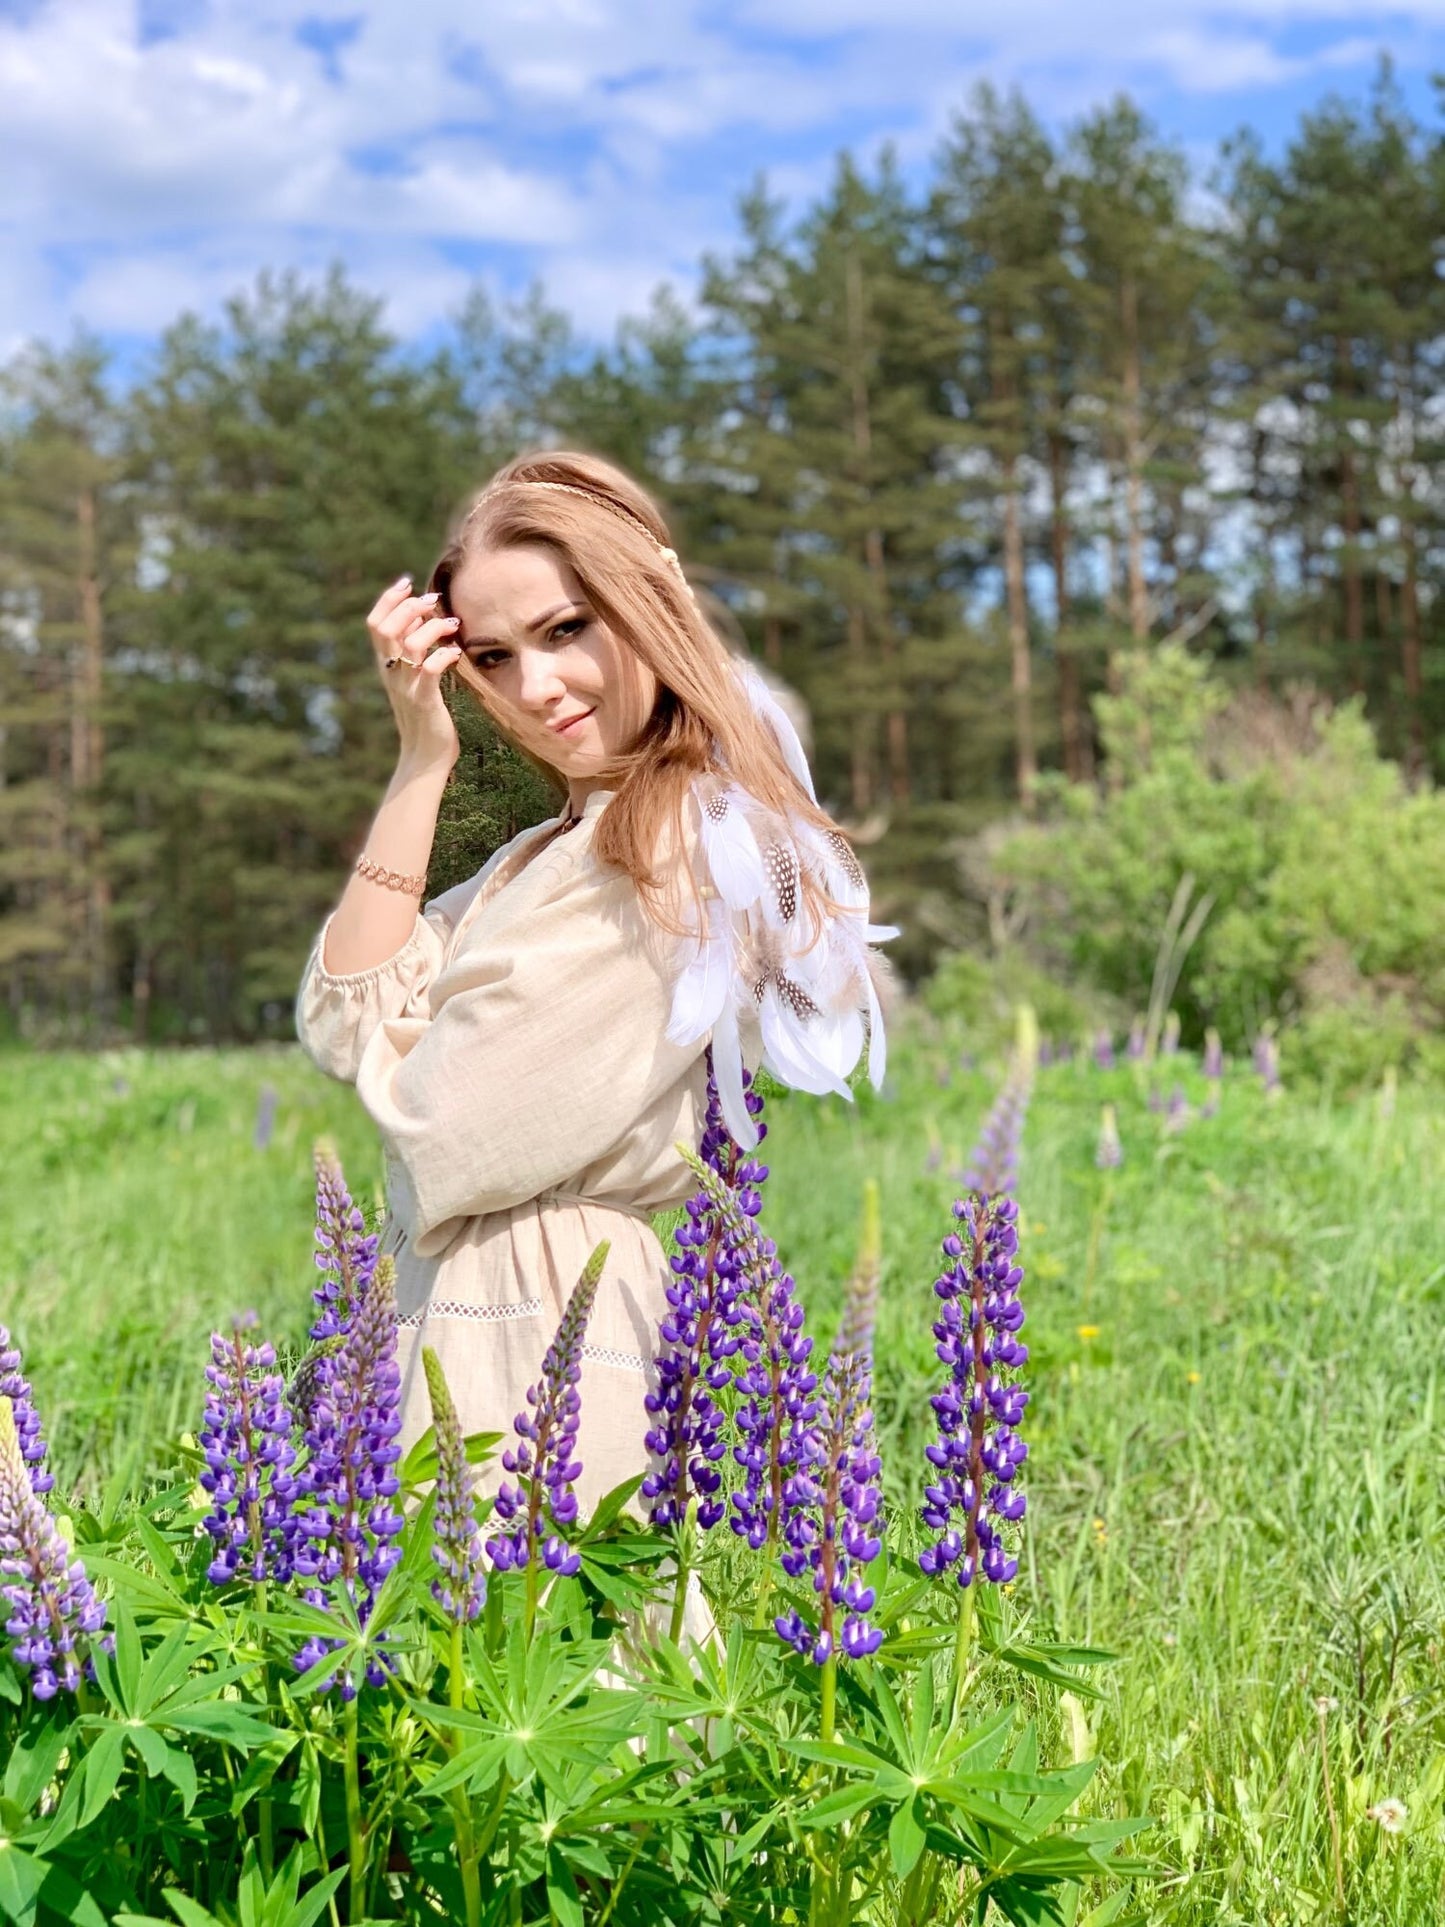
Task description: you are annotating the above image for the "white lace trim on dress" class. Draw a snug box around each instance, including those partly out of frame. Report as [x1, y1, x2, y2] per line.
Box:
[581, 1344, 650, 1374]
[397, 1297, 543, 1330]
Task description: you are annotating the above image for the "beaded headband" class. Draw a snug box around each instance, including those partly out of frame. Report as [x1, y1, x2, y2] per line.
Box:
[468, 478, 696, 601]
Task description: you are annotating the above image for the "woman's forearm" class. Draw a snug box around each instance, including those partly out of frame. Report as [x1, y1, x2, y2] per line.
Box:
[322, 758, 453, 975]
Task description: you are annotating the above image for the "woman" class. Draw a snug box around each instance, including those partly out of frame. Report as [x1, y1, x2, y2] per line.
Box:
[295, 450, 896, 1515]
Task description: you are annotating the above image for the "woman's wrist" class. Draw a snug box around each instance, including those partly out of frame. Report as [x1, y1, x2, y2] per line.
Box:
[391, 751, 456, 793]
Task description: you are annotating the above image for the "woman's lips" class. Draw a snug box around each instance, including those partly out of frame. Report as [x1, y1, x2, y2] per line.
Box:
[551, 708, 595, 737]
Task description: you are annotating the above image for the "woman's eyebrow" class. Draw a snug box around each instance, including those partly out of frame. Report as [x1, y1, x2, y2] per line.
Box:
[463, 601, 580, 650]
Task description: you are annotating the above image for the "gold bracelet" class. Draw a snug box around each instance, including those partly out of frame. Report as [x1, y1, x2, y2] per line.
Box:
[354, 852, 427, 897]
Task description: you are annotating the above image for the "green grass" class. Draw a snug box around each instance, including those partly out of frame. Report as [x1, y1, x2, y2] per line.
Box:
[2, 1030, 1442, 1923]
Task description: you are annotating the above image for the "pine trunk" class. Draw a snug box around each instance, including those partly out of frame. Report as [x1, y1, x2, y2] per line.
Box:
[845, 250, 907, 809]
[75, 485, 112, 1034]
[1336, 338, 1365, 694]
[1001, 452, 1035, 809]
[1120, 273, 1149, 643]
[1401, 504, 1424, 779]
[1048, 429, 1088, 782]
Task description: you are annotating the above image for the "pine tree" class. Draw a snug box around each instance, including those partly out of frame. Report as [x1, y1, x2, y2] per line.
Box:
[0, 336, 129, 1037]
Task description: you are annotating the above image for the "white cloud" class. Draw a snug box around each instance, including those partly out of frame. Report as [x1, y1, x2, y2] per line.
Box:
[0, 0, 1436, 358]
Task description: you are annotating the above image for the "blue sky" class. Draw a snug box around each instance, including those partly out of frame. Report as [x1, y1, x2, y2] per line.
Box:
[0, 0, 1439, 360]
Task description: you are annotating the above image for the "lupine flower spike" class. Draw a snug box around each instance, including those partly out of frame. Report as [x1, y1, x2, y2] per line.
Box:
[200, 1313, 297, 1585]
[643, 1050, 766, 1532]
[1095, 1105, 1123, 1170]
[775, 1186, 885, 1666]
[1093, 1030, 1115, 1071]
[675, 1135, 817, 1560]
[1126, 1019, 1146, 1063]
[489, 1241, 610, 1578]
[0, 1397, 109, 1699]
[309, 1144, 380, 1341]
[423, 1349, 486, 1624]
[961, 1059, 1033, 1200]
[1165, 1084, 1191, 1133]
[920, 1194, 1029, 1590]
[1254, 1033, 1282, 1098]
[0, 1325, 53, 1496]
[1162, 1012, 1181, 1057]
[291, 1254, 404, 1695]
[775, 1320, 884, 1665]
[1201, 1028, 1223, 1118]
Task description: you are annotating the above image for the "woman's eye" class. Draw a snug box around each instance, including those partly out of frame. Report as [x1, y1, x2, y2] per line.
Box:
[468, 649, 509, 670]
[551, 618, 588, 641]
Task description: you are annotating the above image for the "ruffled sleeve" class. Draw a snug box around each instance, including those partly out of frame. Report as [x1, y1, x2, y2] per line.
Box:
[352, 848, 700, 1256]
[294, 825, 552, 1087]
[294, 907, 451, 1087]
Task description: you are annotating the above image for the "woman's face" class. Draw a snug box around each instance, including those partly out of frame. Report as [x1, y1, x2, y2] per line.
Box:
[448, 542, 658, 779]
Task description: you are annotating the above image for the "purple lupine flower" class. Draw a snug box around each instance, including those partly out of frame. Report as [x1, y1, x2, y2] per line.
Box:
[1095, 1105, 1123, 1170]
[919, 1193, 1029, 1591]
[0, 1325, 53, 1496]
[488, 1242, 610, 1577]
[199, 1313, 297, 1585]
[1161, 1012, 1181, 1057]
[960, 1065, 1032, 1200]
[1165, 1083, 1191, 1132]
[672, 1144, 821, 1558]
[1203, 1029, 1224, 1081]
[642, 1050, 764, 1532]
[1254, 1033, 1282, 1095]
[1126, 1019, 1147, 1062]
[291, 1253, 404, 1695]
[310, 1146, 379, 1342]
[775, 1336, 884, 1665]
[422, 1348, 486, 1624]
[1093, 1030, 1115, 1072]
[1038, 1039, 1054, 1068]
[253, 1083, 278, 1151]
[1200, 1027, 1224, 1117]
[0, 1397, 109, 1699]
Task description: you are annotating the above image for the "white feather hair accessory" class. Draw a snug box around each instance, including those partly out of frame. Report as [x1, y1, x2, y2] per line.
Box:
[665, 657, 900, 1151]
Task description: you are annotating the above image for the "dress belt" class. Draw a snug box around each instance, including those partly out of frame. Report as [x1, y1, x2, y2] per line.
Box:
[535, 1189, 656, 1226]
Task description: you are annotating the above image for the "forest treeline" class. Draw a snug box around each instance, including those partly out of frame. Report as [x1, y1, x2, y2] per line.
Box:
[2, 67, 1442, 1042]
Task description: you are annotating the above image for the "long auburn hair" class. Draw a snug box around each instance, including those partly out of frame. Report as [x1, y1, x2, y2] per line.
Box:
[429, 449, 856, 944]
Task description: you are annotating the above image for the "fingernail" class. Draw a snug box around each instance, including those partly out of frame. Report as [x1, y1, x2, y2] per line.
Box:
[393, 573, 412, 590]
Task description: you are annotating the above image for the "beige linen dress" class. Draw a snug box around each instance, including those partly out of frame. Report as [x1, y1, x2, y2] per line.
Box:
[294, 785, 714, 1516]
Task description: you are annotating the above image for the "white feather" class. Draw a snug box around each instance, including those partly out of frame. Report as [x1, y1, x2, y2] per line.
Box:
[813, 1003, 865, 1080]
[758, 983, 854, 1100]
[666, 897, 732, 1046]
[864, 965, 887, 1088]
[710, 994, 758, 1150]
[696, 781, 766, 910]
[734, 660, 817, 803]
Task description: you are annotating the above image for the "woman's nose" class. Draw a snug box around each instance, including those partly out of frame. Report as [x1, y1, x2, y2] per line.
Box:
[513, 645, 567, 709]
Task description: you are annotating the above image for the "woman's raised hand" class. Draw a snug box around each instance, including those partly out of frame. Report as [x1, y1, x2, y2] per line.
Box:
[367, 575, 465, 774]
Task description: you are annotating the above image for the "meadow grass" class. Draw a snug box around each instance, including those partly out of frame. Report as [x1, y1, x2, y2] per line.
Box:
[2, 1028, 1442, 1923]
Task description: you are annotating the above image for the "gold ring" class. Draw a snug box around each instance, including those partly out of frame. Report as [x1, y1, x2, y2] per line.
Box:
[383, 655, 410, 669]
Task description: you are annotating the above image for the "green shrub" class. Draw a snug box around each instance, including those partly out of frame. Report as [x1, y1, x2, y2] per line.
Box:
[973, 650, 1445, 1080]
